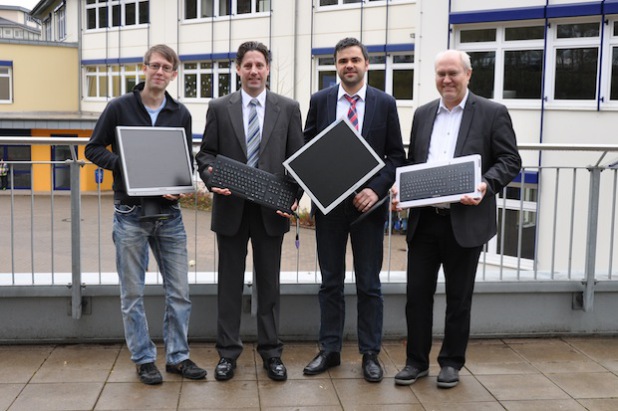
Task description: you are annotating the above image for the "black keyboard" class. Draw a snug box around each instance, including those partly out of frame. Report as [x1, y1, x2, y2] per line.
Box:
[400, 161, 476, 202]
[210, 155, 298, 213]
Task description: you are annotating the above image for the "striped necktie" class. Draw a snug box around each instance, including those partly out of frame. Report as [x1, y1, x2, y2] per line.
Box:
[246, 98, 261, 167]
[344, 94, 360, 131]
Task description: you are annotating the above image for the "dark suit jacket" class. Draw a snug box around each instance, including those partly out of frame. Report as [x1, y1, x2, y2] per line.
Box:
[304, 85, 406, 206]
[406, 91, 522, 248]
[196, 90, 304, 237]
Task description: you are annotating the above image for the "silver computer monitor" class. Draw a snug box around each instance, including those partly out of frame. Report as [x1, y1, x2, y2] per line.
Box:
[284, 117, 385, 215]
[115, 126, 195, 197]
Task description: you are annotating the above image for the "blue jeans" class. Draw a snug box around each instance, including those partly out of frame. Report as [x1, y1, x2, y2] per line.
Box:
[113, 203, 191, 365]
[315, 199, 385, 354]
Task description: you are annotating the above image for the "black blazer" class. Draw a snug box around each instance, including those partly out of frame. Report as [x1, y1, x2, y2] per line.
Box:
[196, 90, 304, 237]
[303, 85, 406, 204]
[406, 91, 522, 248]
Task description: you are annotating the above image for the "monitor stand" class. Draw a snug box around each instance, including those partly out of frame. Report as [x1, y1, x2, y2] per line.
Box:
[139, 198, 171, 221]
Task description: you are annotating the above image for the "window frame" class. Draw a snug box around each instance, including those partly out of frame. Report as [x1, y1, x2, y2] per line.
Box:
[456, 21, 545, 109]
[181, 60, 238, 100]
[85, 0, 149, 31]
[182, 0, 270, 21]
[0, 65, 13, 104]
[83, 64, 145, 100]
[484, 181, 538, 270]
[56, 5, 66, 41]
[314, 52, 414, 104]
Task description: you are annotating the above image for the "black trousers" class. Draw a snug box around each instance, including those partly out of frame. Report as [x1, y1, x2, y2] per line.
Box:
[405, 208, 483, 370]
[215, 202, 284, 362]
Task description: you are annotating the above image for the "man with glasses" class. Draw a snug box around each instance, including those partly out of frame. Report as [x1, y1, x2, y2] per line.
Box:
[85, 44, 206, 385]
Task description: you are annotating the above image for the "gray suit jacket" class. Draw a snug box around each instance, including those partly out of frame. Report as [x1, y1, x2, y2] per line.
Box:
[406, 91, 522, 247]
[196, 90, 304, 237]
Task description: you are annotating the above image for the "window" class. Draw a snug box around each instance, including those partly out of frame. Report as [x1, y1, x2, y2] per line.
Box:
[0, 66, 12, 103]
[485, 180, 538, 266]
[56, 5, 66, 40]
[85, 64, 145, 99]
[183, 60, 236, 99]
[315, 52, 414, 100]
[552, 22, 599, 101]
[319, 0, 361, 5]
[86, 0, 148, 30]
[184, 0, 269, 19]
[43, 16, 52, 40]
[459, 25, 544, 101]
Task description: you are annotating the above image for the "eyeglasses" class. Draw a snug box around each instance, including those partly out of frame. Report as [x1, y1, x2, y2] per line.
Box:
[145, 63, 175, 73]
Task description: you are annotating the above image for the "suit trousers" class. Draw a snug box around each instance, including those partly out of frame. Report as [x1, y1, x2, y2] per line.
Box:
[405, 207, 482, 370]
[315, 199, 385, 354]
[215, 201, 284, 361]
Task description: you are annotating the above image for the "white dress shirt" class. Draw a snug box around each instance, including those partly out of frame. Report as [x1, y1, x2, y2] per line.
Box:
[241, 89, 266, 140]
[427, 90, 469, 163]
[337, 83, 367, 131]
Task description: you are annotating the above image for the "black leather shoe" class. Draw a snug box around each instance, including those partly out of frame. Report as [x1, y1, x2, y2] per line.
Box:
[165, 359, 207, 380]
[394, 365, 429, 385]
[215, 357, 236, 381]
[437, 366, 459, 388]
[303, 351, 341, 375]
[136, 362, 163, 385]
[264, 357, 287, 381]
[362, 353, 383, 382]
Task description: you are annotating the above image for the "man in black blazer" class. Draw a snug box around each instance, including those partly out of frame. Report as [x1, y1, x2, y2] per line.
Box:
[196, 41, 304, 382]
[302, 37, 406, 382]
[393, 50, 521, 388]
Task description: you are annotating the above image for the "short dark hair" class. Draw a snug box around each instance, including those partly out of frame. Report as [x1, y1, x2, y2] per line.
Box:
[333, 37, 369, 61]
[144, 44, 180, 71]
[235, 41, 270, 67]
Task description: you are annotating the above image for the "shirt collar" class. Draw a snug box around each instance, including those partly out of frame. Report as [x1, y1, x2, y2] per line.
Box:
[241, 89, 267, 108]
[338, 83, 367, 102]
[438, 89, 469, 113]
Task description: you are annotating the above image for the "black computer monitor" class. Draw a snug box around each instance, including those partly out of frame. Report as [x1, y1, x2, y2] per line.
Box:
[115, 126, 195, 197]
[283, 117, 385, 215]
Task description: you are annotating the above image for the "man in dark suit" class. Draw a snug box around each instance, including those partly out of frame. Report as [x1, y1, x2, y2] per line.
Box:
[302, 37, 406, 383]
[196, 41, 304, 382]
[393, 50, 521, 388]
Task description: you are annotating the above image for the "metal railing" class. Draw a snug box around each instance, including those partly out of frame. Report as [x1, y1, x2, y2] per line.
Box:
[3, 137, 618, 318]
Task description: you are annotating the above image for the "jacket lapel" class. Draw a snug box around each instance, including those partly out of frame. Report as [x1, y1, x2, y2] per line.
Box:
[227, 91, 246, 155]
[454, 92, 476, 156]
[327, 86, 338, 125]
[261, 91, 279, 155]
[417, 100, 439, 162]
[361, 86, 375, 138]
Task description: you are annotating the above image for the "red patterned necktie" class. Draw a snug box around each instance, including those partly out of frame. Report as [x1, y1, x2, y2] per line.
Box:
[344, 94, 360, 131]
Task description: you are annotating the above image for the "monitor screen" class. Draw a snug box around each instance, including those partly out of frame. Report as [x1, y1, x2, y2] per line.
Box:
[115, 126, 195, 197]
[283, 117, 385, 215]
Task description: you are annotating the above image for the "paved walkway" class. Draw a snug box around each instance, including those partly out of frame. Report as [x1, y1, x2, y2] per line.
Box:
[2, 337, 618, 410]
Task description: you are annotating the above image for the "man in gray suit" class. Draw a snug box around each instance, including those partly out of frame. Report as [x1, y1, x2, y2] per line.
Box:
[393, 50, 521, 388]
[196, 41, 304, 382]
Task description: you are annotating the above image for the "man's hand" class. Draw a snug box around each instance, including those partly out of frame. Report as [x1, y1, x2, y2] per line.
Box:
[390, 186, 403, 212]
[276, 200, 299, 219]
[353, 188, 378, 213]
[207, 165, 232, 196]
[461, 182, 487, 206]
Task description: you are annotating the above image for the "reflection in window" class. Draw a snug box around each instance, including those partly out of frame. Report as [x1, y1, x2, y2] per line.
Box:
[505, 26, 544, 41]
[503, 50, 543, 99]
[557, 23, 599, 39]
[0, 66, 11, 102]
[460, 28, 496, 43]
[183, 61, 235, 99]
[468, 51, 495, 99]
[554, 48, 598, 100]
[368, 70, 385, 91]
